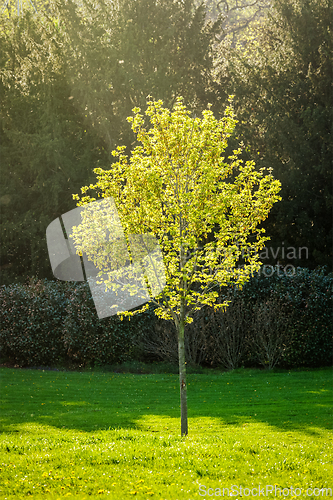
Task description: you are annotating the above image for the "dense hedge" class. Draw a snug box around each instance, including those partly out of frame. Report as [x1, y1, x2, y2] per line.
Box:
[0, 279, 70, 366]
[0, 279, 156, 367]
[62, 283, 156, 366]
[236, 267, 333, 368]
[0, 267, 332, 369]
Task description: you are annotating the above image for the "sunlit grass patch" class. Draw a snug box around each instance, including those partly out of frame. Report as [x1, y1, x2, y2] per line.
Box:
[0, 366, 332, 499]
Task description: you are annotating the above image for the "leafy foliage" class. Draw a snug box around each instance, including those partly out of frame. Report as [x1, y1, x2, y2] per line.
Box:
[0, 279, 156, 367]
[52, 0, 223, 152]
[238, 267, 333, 368]
[73, 98, 281, 324]
[62, 283, 155, 366]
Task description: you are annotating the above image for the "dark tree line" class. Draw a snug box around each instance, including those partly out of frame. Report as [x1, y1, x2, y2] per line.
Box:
[214, 0, 332, 269]
[0, 0, 331, 285]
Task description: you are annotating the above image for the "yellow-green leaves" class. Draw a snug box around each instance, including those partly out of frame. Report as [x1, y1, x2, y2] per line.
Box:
[73, 97, 281, 323]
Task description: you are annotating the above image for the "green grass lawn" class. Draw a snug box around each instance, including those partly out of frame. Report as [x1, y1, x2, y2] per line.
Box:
[0, 366, 332, 499]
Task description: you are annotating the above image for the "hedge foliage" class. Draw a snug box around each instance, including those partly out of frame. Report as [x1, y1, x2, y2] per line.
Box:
[62, 283, 156, 366]
[0, 278, 156, 368]
[0, 279, 70, 366]
[237, 267, 333, 368]
[0, 268, 332, 369]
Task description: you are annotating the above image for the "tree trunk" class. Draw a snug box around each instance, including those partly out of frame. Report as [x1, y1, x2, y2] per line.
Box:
[178, 301, 188, 436]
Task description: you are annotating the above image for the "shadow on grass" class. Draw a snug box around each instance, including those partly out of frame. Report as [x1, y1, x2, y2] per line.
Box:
[0, 365, 331, 436]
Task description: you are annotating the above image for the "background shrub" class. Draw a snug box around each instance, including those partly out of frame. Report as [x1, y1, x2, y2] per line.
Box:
[249, 296, 291, 370]
[0, 279, 71, 366]
[62, 282, 156, 366]
[207, 295, 249, 370]
[236, 267, 333, 368]
[1, 267, 331, 369]
[134, 306, 210, 367]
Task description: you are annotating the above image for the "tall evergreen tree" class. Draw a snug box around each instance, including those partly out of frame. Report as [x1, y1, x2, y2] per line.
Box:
[55, 0, 223, 151]
[0, 10, 108, 284]
[215, 0, 332, 269]
[0, 0, 224, 283]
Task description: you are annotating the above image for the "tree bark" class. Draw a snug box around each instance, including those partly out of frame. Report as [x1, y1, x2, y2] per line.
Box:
[178, 299, 188, 436]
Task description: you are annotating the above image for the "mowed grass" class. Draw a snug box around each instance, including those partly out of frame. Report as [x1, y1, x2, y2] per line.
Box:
[0, 366, 332, 500]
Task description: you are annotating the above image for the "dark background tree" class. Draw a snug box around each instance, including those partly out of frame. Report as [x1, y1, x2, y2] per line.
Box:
[0, 0, 222, 285]
[55, 0, 223, 151]
[1, 0, 332, 285]
[0, 10, 108, 284]
[214, 0, 332, 270]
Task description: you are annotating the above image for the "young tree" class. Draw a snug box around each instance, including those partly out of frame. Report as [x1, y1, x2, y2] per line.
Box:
[72, 97, 281, 436]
